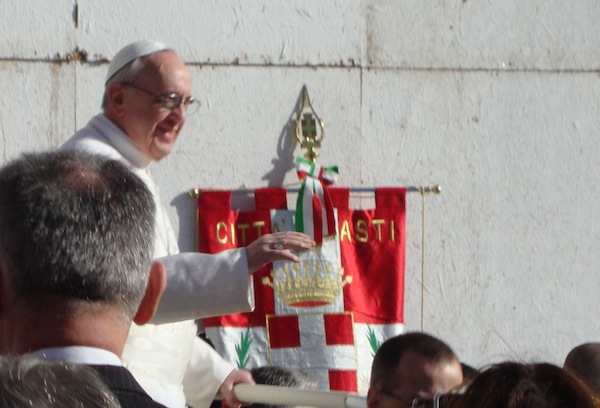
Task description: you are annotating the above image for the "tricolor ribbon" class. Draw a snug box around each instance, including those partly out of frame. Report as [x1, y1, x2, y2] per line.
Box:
[295, 157, 339, 243]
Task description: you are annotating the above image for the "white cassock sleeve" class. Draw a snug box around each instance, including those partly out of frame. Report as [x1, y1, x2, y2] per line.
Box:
[151, 248, 255, 324]
[182, 336, 235, 408]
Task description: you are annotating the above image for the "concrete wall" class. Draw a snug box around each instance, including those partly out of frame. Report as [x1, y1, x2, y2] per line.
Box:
[1, 0, 599, 370]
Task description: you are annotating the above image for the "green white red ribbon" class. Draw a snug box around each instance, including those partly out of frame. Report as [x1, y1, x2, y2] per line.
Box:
[295, 157, 339, 243]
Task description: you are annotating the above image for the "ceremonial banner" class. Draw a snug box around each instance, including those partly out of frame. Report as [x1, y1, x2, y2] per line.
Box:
[200, 188, 406, 394]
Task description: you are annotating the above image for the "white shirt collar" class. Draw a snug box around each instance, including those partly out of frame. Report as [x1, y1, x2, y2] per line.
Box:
[29, 346, 123, 366]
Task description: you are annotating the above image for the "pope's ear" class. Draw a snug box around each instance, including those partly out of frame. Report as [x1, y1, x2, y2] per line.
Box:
[133, 261, 167, 325]
[106, 82, 127, 112]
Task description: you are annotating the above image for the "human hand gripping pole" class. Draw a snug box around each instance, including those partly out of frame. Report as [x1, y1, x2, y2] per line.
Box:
[233, 384, 367, 408]
[245, 231, 316, 274]
[218, 369, 255, 408]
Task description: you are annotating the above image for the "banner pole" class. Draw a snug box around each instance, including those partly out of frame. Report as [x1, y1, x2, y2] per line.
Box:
[189, 185, 442, 197]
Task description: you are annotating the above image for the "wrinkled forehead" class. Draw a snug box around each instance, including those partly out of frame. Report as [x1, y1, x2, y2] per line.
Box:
[427, 360, 463, 392]
[137, 51, 192, 90]
[392, 353, 463, 397]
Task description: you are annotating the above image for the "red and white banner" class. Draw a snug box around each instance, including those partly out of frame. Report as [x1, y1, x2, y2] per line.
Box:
[200, 188, 406, 393]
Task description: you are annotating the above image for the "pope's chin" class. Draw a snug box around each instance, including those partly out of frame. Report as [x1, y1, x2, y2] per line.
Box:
[150, 135, 178, 160]
[149, 143, 176, 161]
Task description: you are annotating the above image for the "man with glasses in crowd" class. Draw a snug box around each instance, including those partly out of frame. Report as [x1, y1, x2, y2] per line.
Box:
[61, 40, 315, 408]
[367, 332, 464, 408]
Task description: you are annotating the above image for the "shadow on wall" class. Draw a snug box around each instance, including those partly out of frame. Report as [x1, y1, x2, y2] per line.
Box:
[170, 86, 308, 252]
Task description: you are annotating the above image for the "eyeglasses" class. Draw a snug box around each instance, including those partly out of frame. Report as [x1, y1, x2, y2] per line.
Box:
[380, 389, 461, 408]
[122, 82, 200, 114]
[380, 390, 450, 408]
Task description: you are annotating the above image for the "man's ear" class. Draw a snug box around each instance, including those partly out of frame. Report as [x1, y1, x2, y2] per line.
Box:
[133, 261, 167, 325]
[106, 82, 127, 114]
[366, 386, 381, 408]
[0, 262, 11, 319]
[0, 263, 14, 353]
[0, 264, 4, 317]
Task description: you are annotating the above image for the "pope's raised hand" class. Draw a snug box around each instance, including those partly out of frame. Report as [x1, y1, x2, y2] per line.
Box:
[245, 231, 315, 274]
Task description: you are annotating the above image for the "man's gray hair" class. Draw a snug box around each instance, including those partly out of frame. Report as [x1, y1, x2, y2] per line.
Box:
[0, 150, 155, 318]
[250, 366, 319, 408]
[0, 355, 120, 408]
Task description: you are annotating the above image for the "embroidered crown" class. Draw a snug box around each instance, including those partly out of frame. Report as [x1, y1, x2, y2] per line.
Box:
[262, 248, 352, 307]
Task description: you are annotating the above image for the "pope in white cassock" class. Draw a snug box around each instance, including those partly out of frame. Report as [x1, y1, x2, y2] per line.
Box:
[60, 40, 315, 408]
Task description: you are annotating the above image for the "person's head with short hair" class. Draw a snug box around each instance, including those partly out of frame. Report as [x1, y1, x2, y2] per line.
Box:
[0, 355, 120, 407]
[251, 365, 319, 388]
[0, 150, 166, 356]
[564, 342, 600, 394]
[367, 332, 463, 408]
[249, 365, 319, 408]
[451, 361, 600, 408]
[102, 40, 198, 162]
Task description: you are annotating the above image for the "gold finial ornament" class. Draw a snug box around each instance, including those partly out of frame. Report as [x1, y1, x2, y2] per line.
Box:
[294, 85, 325, 163]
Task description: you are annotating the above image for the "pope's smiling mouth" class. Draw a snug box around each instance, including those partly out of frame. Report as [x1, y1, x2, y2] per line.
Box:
[156, 125, 178, 140]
